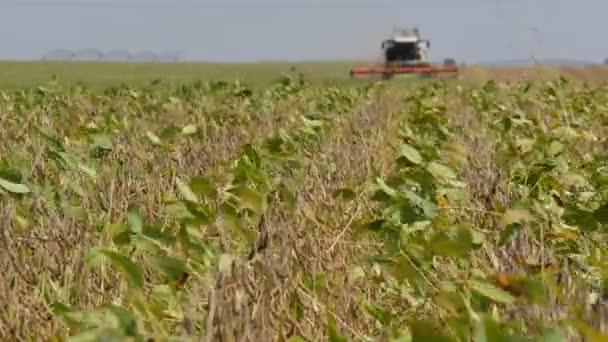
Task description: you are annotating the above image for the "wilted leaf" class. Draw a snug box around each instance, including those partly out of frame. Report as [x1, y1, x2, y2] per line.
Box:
[0, 177, 30, 194]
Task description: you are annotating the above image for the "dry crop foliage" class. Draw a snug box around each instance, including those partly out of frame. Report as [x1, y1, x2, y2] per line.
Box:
[0, 72, 606, 341]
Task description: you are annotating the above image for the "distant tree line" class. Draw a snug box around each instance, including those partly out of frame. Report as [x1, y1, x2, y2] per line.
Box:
[42, 48, 183, 62]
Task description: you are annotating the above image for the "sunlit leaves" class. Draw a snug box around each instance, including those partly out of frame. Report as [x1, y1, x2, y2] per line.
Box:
[181, 124, 197, 135]
[398, 144, 423, 165]
[0, 177, 30, 194]
[126, 206, 143, 234]
[175, 177, 198, 203]
[146, 131, 161, 145]
[427, 161, 458, 181]
[469, 280, 516, 305]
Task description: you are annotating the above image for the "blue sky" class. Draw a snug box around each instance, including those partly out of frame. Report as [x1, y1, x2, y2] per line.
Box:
[0, 0, 606, 63]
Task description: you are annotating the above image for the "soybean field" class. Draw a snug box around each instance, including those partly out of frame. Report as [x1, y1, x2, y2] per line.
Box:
[0, 67, 607, 341]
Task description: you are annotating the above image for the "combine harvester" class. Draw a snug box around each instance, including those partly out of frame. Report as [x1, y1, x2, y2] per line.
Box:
[350, 27, 459, 80]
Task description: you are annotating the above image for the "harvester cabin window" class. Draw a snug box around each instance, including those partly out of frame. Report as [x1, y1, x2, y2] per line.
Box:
[385, 42, 418, 63]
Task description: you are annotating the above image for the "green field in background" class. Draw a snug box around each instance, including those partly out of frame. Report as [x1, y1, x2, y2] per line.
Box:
[0, 61, 367, 89]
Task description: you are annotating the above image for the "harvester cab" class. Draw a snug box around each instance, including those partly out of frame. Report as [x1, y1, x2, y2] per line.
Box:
[351, 26, 458, 79]
[382, 27, 429, 66]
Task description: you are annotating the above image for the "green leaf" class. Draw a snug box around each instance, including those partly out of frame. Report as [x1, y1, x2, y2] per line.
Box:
[398, 144, 423, 165]
[563, 203, 599, 231]
[219, 203, 254, 244]
[501, 209, 533, 227]
[90, 133, 113, 150]
[469, 280, 516, 305]
[410, 320, 453, 342]
[189, 176, 216, 200]
[358, 219, 384, 232]
[428, 226, 475, 258]
[278, 182, 297, 210]
[427, 161, 457, 180]
[183, 200, 215, 226]
[146, 131, 161, 145]
[99, 249, 144, 289]
[0, 177, 30, 194]
[182, 124, 198, 135]
[228, 186, 264, 212]
[127, 205, 143, 233]
[78, 163, 97, 179]
[402, 189, 438, 219]
[498, 223, 523, 246]
[332, 188, 356, 202]
[327, 314, 348, 342]
[151, 255, 188, 282]
[159, 125, 181, 140]
[593, 202, 608, 225]
[538, 328, 565, 342]
[176, 177, 198, 203]
[106, 305, 140, 337]
[374, 177, 398, 198]
[474, 315, 505, 342]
